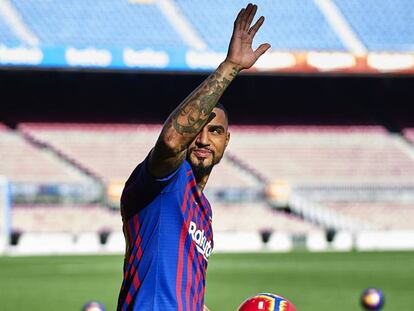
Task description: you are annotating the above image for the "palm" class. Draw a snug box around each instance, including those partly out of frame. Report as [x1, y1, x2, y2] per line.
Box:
[226, 3, 270, 70]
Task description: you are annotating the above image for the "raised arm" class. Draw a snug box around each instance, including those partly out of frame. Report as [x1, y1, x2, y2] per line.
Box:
[148, 3, 270, 178]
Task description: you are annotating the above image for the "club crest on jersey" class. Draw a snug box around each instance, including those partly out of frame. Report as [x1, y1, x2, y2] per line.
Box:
[188, 221, 213, 261]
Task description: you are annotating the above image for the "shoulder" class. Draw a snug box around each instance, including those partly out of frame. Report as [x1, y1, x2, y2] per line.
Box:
[160, 159, 194, 193]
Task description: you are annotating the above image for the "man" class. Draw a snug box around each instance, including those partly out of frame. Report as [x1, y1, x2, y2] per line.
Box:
[117, 3, 270, 310]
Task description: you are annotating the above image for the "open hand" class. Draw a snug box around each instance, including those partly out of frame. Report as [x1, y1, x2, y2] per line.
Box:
[225, 3, 271, 70]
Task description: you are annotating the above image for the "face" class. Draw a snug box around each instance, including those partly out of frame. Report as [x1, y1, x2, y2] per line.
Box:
[186, 107, 230, 179]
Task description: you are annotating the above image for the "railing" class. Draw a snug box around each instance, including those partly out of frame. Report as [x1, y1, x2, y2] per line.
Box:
[288, 193, 371, 232]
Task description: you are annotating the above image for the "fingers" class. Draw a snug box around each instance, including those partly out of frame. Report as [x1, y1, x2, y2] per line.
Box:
[248, 15, 265, 37]
[233, 8, 244, 32]
[235, 3, 258, 33]
[254, 43, 271, 59]
[245, 4, 257, 31]
[240, 3, 256, 31]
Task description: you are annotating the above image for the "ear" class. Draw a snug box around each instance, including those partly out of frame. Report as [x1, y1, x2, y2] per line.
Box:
[225, 131, 230, 148]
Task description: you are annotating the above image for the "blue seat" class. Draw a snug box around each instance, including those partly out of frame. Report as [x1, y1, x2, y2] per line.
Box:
[333, 0, 414, 51]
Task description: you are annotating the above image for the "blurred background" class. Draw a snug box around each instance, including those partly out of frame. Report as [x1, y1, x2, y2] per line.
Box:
[0, 0, 414, 310]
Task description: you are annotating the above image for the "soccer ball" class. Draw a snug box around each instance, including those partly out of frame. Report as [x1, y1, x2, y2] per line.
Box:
[82, 301, 106, 311]
[238, 293, 297, 311]
[360, 288, 384, 310]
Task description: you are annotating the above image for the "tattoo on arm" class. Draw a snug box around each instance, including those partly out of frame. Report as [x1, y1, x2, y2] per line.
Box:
[148, 63, 238, 177]
[172, 66, 237, 135]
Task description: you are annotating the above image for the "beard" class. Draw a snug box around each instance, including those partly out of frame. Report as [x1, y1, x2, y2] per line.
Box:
[191, 160, 214, 183]
[187, 149, 218, 183]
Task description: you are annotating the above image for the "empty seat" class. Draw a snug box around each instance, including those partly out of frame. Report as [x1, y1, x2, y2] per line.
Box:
[320, 202, 414, 230]
[0, 128, 91, 184]
[12, 205, 122, 233]
[10, 0, 186, 49]
[176, 0, 345, 51]
[333, 0, 414, 51]
[228, 126, 414, 185]
[19, 123, 257, 189]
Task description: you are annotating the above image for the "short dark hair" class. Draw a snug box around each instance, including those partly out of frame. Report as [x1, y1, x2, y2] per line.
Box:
[215, 102, 229, 123]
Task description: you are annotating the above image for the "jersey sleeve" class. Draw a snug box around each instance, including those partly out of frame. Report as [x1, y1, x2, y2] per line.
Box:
[121, 153, 182, 219]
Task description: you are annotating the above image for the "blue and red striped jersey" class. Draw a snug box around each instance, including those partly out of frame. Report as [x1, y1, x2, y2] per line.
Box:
[117, 157, 213, 311]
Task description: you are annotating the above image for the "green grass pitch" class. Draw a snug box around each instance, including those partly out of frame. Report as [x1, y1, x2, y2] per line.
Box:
[0, 251, 413, 310]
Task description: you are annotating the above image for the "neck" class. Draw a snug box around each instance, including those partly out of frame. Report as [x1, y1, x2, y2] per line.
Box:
[196, 173, 210, 194]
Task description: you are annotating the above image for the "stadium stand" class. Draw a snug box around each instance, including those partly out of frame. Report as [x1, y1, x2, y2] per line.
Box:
[19, 123, 259, 189]
[0, 126, 91, 184]
[333, 0, 414, 51]
[11, 123, 414, 234]
[0, 16, 21, 46]
[1, 0, 345, 51]
[227, 126, 414, 185]
[2, 0, 414, 72]
[16, 123, 414, 189]
[10, 0, 187, 49]
[2, 1, 414, 257]
[175, 0, 345, 51]
[321, 202, 414, 230]
[19, 123, 159, 182]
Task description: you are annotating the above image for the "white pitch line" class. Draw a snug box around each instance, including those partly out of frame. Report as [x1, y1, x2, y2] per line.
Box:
[314, 0, 366, 55]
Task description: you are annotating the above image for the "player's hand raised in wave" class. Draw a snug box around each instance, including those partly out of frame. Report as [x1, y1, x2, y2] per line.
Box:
[225, 3, 271, 71]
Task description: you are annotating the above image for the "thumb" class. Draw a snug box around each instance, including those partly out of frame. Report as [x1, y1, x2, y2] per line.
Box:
[254, 43, 271, 59]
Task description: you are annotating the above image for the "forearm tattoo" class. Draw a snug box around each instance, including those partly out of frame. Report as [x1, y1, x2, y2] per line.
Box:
[172, 66, 238, 135]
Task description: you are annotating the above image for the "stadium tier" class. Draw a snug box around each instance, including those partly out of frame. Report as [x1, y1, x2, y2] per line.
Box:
[1, 0, 414, 72]
[0, 126, 91, 184]
[228, 126, 414, 185]
[18, 123, 259, 189]
[321, 202, 414, 230]
[18, 123, 414, 186]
